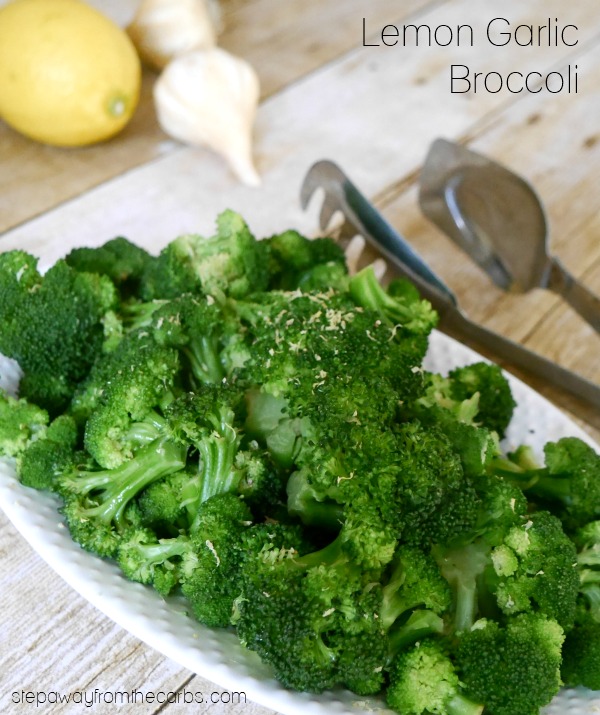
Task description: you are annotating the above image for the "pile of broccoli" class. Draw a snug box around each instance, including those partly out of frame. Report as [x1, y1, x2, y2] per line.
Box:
[1, 209, 599, 715]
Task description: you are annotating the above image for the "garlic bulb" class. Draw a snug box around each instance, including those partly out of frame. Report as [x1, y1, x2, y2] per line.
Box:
[127, 0, 220, 71]
[154, 48, 261, 186]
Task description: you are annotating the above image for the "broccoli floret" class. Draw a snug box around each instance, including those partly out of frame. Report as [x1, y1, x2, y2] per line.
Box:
[265, 230, 347, 290]
[65, 237, 153, 299]
[140, 210, 269, 301]
[165, 387, 246, 523]
[387, 639, 483, 715]
[380, 545, 452, 656]
[571, 520, 600, 622]
[83, 334, 181, 469]
[236, 538, 450, 696]
[435, 493, 577, 632]
[60, 437, 187, 557]
[408, 371, 502, 476]
[136, 470, 196, 536]
[485, 511, 578, 630]
[456, 614, 564, 715]
[447, 363, 516, 438]
[349, 265, 438, 336]
[179, 493, 254, 627]
[535, 438, 600, 530]
[0, 390, 48, 457]
[0, 251, 117, 413]
[497, 438, 600, 531]
[562, 615, 600, 690]
[117, 528, 190, 596]
[235, 531, 387, 694]
[149, 294, 248, 386]
[18, 415, 78, 491]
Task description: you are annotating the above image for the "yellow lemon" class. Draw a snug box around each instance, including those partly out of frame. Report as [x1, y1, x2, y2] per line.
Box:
[0, 0, 141, 146]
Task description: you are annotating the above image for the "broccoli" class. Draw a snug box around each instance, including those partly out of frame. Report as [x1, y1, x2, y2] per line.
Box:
[65, 236, 153, 299]
[456, 614, 565, 715]
[235, 531, 389, 694]
[560, 520, 600, 691]
[60, 437, 187, 557]
[236, 538, 451, 696]
[149, 294, 248, 387]
[387, 639, 483, 715]
[140, 210, 269, 301]
[7, 214, 594, 713]
[496, 438, 600, 531]
[265, 230, 347, 291]
[446, 363, 516, 437]
[0, 389, 48, 457]
[349, 265, 438, 336]
[562, 615, 600, 690]
[0, 251, 117, 413]
[18, 414, 78, 491]
[572, 519, 600, 621]
[435, 500, 578, 632]
[408, 370, 503, 477]
[82, 334, 182, 469]
[117, 528, 190, 596]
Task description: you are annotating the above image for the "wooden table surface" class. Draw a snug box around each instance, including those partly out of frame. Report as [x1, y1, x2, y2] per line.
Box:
[1, 1, 599, 713]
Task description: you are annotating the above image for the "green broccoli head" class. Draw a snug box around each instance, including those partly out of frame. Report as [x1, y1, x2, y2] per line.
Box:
[456, 613, 564, 715]
[0, 390, 48, 457]
[486, 511, 579, 630]
[349, 265, 438, 336]
[180, 493, 253, 627]
[447, 362, 516, 438]
[235, 532, 387, 694]
[387, 639, 483, 715]
[265, 230, 347, 291]
[561, 615, 600, 691]
[60, 437, 187, 558]
[17, 414, 78, 491]
[117, 528, 190, 596]
[65, 237, 153, 299]
[140, 210, 269, 301]
[0, 251, 118, 413]
[538, 437, 600, 531]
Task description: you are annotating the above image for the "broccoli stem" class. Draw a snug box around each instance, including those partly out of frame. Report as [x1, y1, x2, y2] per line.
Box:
[124, 411, 168, 447]
[387, 610, 445, 654]
[185, 335, 224, 385]
[197, 433, 240, 504]
[528, 474, 572, 502]
[435, 541, 491, 633]
[132, 538, 190, 568]
[287, 471, 344, 531]
[295, 533, 345, 568]
[121, 299, 167, 330]
[76, 439, 187, 529]
[349, 266, 412, 325]
[446, 693, 484, 715]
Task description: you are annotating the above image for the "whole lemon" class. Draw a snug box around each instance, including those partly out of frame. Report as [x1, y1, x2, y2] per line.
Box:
[0, 0, 141, 146]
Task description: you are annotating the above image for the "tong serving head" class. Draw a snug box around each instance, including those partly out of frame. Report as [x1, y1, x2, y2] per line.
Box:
[300, 159, 456, 307]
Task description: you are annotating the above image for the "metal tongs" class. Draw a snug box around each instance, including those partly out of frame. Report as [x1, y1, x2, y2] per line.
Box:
[300, 159, 600, 413]
[419, 138, 600, 333]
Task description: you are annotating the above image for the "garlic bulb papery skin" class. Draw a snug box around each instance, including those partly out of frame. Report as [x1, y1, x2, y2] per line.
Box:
[154, 48, 261, 187]
[127, 0, 219, 71]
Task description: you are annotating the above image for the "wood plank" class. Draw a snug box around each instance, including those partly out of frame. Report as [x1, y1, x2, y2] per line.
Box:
[2, 0, 597, 269]
[372, 43, 600, 436]
[0, 513, 194, 715]
[0, 511, 278, 714]
[0, 0, 437, 236]
[218, 0, 434, 98]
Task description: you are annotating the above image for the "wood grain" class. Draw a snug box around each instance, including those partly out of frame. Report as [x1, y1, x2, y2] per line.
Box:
[1, 0, 599, 712]
[0, 0, 437, 237]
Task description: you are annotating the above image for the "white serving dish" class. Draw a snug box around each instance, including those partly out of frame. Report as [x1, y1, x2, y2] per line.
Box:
[1, 331, 598, 715]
